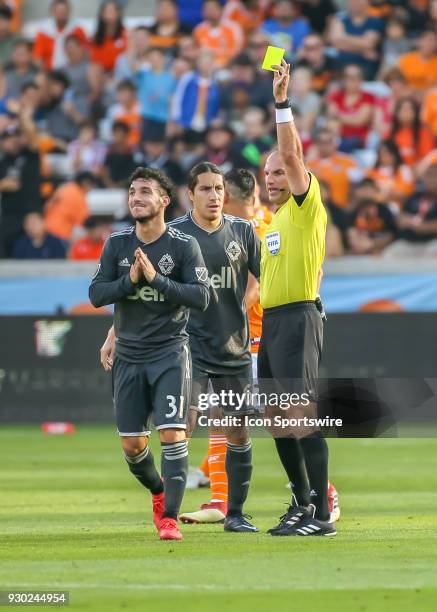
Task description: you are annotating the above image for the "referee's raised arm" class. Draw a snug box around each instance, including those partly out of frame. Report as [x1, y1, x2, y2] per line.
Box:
[272, 59, 309, 197]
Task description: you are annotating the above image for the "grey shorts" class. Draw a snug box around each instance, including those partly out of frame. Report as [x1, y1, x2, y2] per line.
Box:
[112, 343, 191, 436]
[190, 363, 254, 416]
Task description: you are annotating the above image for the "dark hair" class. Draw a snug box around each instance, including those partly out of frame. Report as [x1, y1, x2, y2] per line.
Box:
[116, 78, 136, 91]
[51, 0, 69, 6]
[0, 6, 13, 20]
[94, 0, 124, 46]
[376, 140, 403, 170]
[112, 120, 130, 134]
[391, 97, 421, 146]
[129, 167, 173, 197]
[48, 69, 70, 89]
[75, 171, 98, 187]
[13, 38, 32, 52]
[187, 162, 223, 192]
[20, 81, 38, 94]
[225, 168, 255, 202]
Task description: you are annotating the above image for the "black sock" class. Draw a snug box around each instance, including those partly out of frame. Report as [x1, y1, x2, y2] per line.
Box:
[124, 446, 163, 495]
[161, 441, 188, 520]
[226, 441, 252, 516]
[274, 437, 310, 507]
[300, 434, 329, 521]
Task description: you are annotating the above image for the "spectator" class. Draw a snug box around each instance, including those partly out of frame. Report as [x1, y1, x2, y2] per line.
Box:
[0, 118, 41, 258]
[148, 0, 191, 55]
[136, 46, 177, 142]
[390, 97, 435, 167]
[114, 26, 150, 84]
[171, 49, 220, 135]
[101, 121, 136, 188]
[193, 0, 244, 68]
[347, 193, 396, 255]
[290, 65, 321, 136]
[428, 0, 437, 31]
[328, 0, 384, 80]
[237, 106, 274, 170]
[90, 0, 127, 73]
[327, 64, 375, 153]
[62, 34, 103, 122]
[69, 215, 112, 260]
[423, 86, 437, 138]
[379, 16, 411, 74]
[67, 121, 107, 177]
[105, 79, 141, 148]
[12, 211, 66, 259]
[367, 140, 415, 206]
[134, 133, 185, 188]
[44, 171, 97, 241]
[219, 52, 272, 115]
[307, 127, 358, 209]
[398, 29, 437, 93]
[298, 0, 336, 35]
[384, 165, 437, 257]
[177, 33, 199, 66]
[222, 0, 266, 37]
[0, 6, 17, 66]
[296, 33, 335, 94]
[261, 0, 311, 59]
[32, 0, 87, 70]
[1, 39, 37, 99]
[196, 123, 250, 174]
[373, 67, 409, 141]
[42, 70, 82, 143]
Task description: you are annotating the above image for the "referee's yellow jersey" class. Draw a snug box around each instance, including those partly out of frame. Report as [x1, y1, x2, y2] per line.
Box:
[260, 173, 327, 309]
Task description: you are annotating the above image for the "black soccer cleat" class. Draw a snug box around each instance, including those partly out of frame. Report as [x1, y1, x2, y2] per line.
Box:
[224, 513, 259, 533]
[273, 514, 337, 537]
[267, 504, 310, 535]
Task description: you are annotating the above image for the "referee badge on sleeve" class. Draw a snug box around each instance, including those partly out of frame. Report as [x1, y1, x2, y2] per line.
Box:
[266, 231, 281, 255]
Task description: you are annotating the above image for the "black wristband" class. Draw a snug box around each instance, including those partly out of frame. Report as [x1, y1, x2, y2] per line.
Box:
[275, 98, 291, 109]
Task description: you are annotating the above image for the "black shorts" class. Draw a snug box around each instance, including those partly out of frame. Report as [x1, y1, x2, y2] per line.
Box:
[112, 343, 191, 436]
[258, 301, 323, 402]
[190, 363, 253, 416]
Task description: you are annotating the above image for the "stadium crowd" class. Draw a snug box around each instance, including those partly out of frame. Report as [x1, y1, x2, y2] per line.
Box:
[0, 0, 437, 260]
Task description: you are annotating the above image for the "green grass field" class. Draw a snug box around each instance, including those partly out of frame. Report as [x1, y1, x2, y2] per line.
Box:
[1, 426, 437, 612]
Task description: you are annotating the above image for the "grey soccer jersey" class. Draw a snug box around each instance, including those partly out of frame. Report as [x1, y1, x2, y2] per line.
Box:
[89, 225, 209, 363]
[168, 212, 261, 373]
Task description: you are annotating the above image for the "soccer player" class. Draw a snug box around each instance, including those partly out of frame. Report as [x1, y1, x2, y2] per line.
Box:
[170, 162, 261, 532]
[180, 168, 266, 523]
[259, 59, 337, 536]
[89, 167, 209, 541]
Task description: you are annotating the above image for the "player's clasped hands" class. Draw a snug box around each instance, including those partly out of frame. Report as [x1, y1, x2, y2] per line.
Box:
[130, 248, 157, 284]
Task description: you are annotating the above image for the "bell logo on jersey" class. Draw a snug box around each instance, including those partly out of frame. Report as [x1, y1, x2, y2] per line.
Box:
[195, 267, 208, 282]
[226, 240, 241, 262]
[266, 231, 281, 255]
[158, 253, 175, 275]
[127, 286, 165, 302]
[210, 266, 232, 289]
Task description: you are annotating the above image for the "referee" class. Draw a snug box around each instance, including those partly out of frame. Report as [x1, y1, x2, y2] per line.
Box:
[258, 59, 336, 537]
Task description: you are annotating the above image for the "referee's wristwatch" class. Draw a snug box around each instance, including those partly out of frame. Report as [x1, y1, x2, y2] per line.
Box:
[275, 98, 292, 109]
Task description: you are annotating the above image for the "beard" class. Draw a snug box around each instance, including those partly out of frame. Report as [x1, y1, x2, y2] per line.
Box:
[131, 208, 160, 223]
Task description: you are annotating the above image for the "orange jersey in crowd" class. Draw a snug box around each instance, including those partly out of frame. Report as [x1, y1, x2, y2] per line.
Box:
[308, 154, 358, 208]
[394, 126, 435, 166]
[90, 31, 127, 72]
[367, 165, 415, 202]
[33, 22, 88, 70]
[110, 102, 142, 147]
[248, 214, 269, 354]
[423, 88, 437, 137]
[222, 0, 265, 36]
[193, 20, 243, 67]
[44, 182, 90, 241]
[399, 52, 437, 91]
[69, 237, 104, 260]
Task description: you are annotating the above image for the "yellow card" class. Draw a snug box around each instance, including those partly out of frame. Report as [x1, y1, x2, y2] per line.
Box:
[261, 45, 285, 72]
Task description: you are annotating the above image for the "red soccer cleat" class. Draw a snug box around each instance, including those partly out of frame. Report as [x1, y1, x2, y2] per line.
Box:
[328, 481, 340, 523]
[159, 517, 183, 541]
[152, 491, 165, 531]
